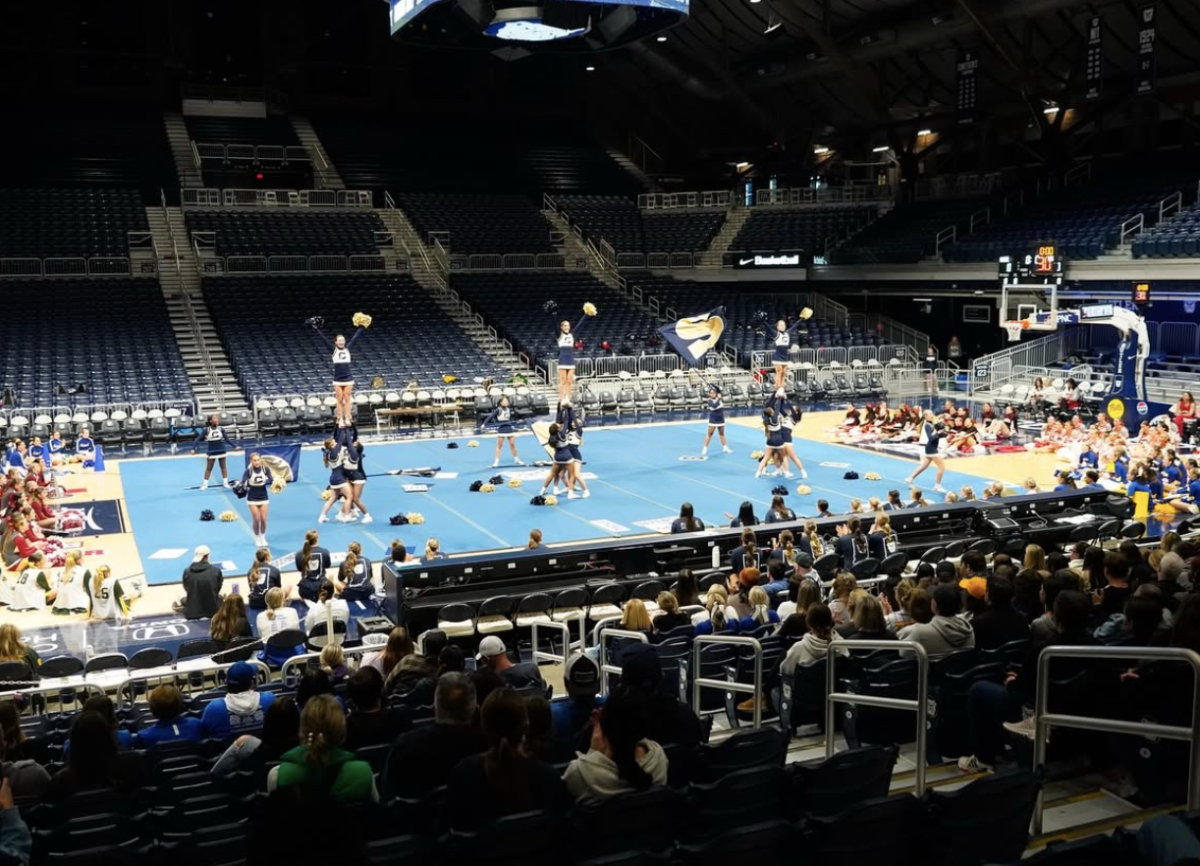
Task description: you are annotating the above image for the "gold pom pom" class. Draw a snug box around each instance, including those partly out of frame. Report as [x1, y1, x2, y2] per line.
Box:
[507, 478, 522, 488]
[219, 509, 237, 522]
[320, 489, 333, 501]
[865, 471, 881, 481]
[468, 440, 479, 448]
[583, 302, 597, 317]
[352, 312, 373, 329]
[271, 478, 287, 494]
[406, 513, 425, 525]
[796, 485, 812, 495]
[750, 450, 765, 460]
[480, 483, 496, 493]
[544, 495, 558, 506]
[798, 307, 813, 320]
[442, 374, 458, 384]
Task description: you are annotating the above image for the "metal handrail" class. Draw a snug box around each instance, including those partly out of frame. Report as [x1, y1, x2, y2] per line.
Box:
[114, 658, 273, 701]
[0, 681, 106, 703]
[598, 626, 650, 694]
[531, 620, 574, 665]
[280, 643, 375, 685]
[1032, 645, 1200, 833]
[691, 634, 765, 729]
[825, 639, 929, 795]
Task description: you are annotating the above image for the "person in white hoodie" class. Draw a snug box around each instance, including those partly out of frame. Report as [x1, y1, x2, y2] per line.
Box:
[780, 603, 844, 677]
[563, 688, 668, 802]
[897, 585, 976, 657]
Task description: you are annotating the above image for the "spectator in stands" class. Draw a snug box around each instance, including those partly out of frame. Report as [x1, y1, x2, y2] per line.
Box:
[345, 667, 407, 751]
[201, 661, 274, 740]
[1095, 588, 1166, 646]
[693, 587, 732, 636]
[210, 592, 251, 645]
[1170, 391, 1196, 438]
[213, 696, 301, 778]
[1013, 568, 1045, 622]
[670, 502, 704, 534]
[781, 603, 842, 675]
[0, 626, 39, 678]
[652, 592, 691, 634]
[319, 644, 348, 687]
[737, 586, 779, 632]
[63, 696, 132, 759]
[268, 695, 377, 802]
[761, 560, 791, 600]
[899, 585, 975, 656]
[673, 569, 701, 608]
[727, 568, 761, 621]
[49, 710, 149, 801]
[843, 594, 894, 643]
[970, 575, 1031, 650]
[828, 573, 856, 625]
[884, 578, 917, 633]
[364, 626, 414, 677]
[1024, 544, 1050, 579]
[610, 642, 702, 751]
[1098, 552, 1133, 621]
[179, 545, 222, 620]
[0, 777, 31, 865]
[477, 636, 545, 690]
[448, 689, 569, 829]
[1032, 570, 1081, 644]
[386, 653, 436, 702]
[0, 705, 33, 766]
[1157, 553, 1188, 611]
[959, 577, 989, 620]
[383, 672, 484, 800]
[729, 530, 758, 573]
[137, 684, 203, 747]
[257, 587, 304, 666]
[564, 687, 667, 802]
[1121, 540, 1155, 585]
[725, 501, 759, 528]
[620, 598, 653, 636]
[908, 587, 933, 626]
[0, 718, 48, 800]
[296, 669, 335, 708]
[423, 538, 446, 563]
[304, 579, 350, 637]
[552, 654, 602, 741]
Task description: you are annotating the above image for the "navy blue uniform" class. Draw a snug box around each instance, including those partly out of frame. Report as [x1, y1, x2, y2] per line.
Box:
[551, 428, 573, 465]
[556, 318, 587, 370]
[918, 420, 944, 456]
[295, 546, 332, 601]
[772, 322, 801, 364]
[196, 424, 233, 456]
[325, 445, 348, 487]
[241, 464, 273, 503]
[247, 564, 282, 609]
[707, 395, 726, 427]
[337, 426, 366, 482]
[340, 556, 375, 602]
[485, 405, 516, 436]
[321, 328, 364, 386]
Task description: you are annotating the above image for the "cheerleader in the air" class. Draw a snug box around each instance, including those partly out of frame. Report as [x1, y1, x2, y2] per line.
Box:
[317, 313, 371, 427]
[555, 303, 597, 402]
[484, 396, 525, 468]
[339, 425, 373, 524]
[318, 435, 353, 524]
[700, 385, 734, 456]
[241, 452, 274, 547]
[770, 310, 811, 391]
[194, 414, 236, 489]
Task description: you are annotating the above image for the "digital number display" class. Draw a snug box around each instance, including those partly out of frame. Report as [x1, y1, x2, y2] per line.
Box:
[1132, 281, 1151, 304]
[998, 245, 1064, 287]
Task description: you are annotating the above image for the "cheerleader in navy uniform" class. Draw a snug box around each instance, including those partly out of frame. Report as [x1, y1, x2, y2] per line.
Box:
[755, 398, 788, 479]
[193, 415, 235, 489]
[771, 313, 808, 391]
[700, 385, 733, 456]
[317, 435, 353, 524]
[240, 452, 274, 547]
[556, 399, 590, 499]
[339, 425, 373, 524]
[556, 303, 597, 402]
[905, 410, 948, 493]
[779, 397, 809, 479]
[317, 313, 371, 427]
[537, 423, 574, 498]
[484, 396, 525, 469]
[245, 548, 284, 610]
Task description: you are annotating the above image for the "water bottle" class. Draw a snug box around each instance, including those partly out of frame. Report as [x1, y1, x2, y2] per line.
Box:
[711, 544, 720, 569]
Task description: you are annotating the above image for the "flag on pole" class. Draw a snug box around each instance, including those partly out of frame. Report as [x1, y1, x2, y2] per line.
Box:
[658, 307, 726, 367]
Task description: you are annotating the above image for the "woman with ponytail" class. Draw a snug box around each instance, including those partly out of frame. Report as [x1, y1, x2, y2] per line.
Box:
[447, 689, 568, 830]
[267, 694, 377, 802]
[246, 548, 283, 611]
[563, 687, 667, 801]
[294, 530, 331, 602]
[256, 587, 303, 665]
[334, 541, 374, 602]
[304, 580, 350, 638]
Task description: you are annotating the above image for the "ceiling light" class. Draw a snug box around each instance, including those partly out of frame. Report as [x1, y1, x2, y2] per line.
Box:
[749, 0, 762, 5]
[656, 35, 667, 41]
[917, 128, 932, 136]
[872, 145, 890, 153]
[1043, 106, 1058, 114]
[813, 146, 829, 155]
[585, 65, 596, 71]
[735, 162, 750, 169]
[765, 19, 782, 33]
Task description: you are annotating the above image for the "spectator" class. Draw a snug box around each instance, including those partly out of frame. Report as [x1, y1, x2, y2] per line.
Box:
[937, 560, 961, 586]
[256, 587, 304, 666]
[210, 593, 252, 645]
[447, 689, 569, 830]
[386, 654, 435, 701]
[673, 570, 701, 608]
[781, 603, 842, 676]
[180, 545, 222, 620]
[1121, 540, 1155, 585]
[304, 580, 350, 638]
[136, 685, 203, 748]
[345, 667, 407, 751]
[729, 529, 758, 573]
[48, 711, 148, 800]
[296, 669, 335, 708]
[563, 688, 668, 802]
[602, 642, 703, 750]
[651, 592, 691, 634]
[827, 573, 856, 625]
[0, 778, 31, 866]
[970, 575, 1031, 650]
[476, 636, 545, 690]
[693, 586, 732, 637]
[268, 695, 378, 802]
[898, 585, 975, 656]
[364, 626, 414, 678]
[1012, 568, 1046, 622]
[908, 587, 933, 625]
[761, 559, 790, 599]
[958, 577, 989, 621]
[1157, 553, 1188, 612]
[63, 696, 133, 759]
[1095, 587, 1167, 646]
[885, 578, 917, 633]
[551, 654, 602, 742]
[844, 594, 895, 643]
[319, 644, 348, 687]
[670, 502, 704, 534]
[382, 672, 485, 800]
[1023, 545, 1049, 579]
[777, 573, 821, 621]
[727, 568, 761, 621]
[213, 697, 301, 777]
[0, 722, 48, 800]
[1032, 570, 1081, 644]
[200, 661, 275, 740]
[1098, 552, 1133, 621]
[619, 598, 653, 636]
[0, 627, 39, 679]
[737, 586, 779, 632]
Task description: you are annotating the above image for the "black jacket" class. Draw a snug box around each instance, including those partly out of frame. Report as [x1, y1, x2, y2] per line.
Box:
[971, 605, 1031, 651]
[382, 723, 487, 800]
[181, 561, 223, 619]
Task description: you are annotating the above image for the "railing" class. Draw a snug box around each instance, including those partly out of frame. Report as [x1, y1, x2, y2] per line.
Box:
[280, 644, 376, 686]
[1062, 161, 1093, 187]
[181, 187, 372, 208]
[846, 313, 930, 357]
[1119, 212, 1145, 247]
[113, 659, 273, 702]
[1003, 189, 1024, 216]
[209, 254, 391, 275]
[934, 225, 957, 256]
[691, 635, 765, 729]
[913, 172, 1005, 200]
[967, 328, 1089, 396]
[1032, 646, 1200, 833]
[531, 620, 581, 665]
[192, 142, 311, 169]
[969, 207, 990, 234]
[598, 626, 650, 694]
[755, 187, 892, 206]
[825, 640, 929, 795]
[0, 257, 136, 279]
[541, 192, 558, 214]
[1159, 191, 1183, 223]
[627, 134, 664, 174]
[808, 291, 848, 329]
[637, 190, 731, 210]
[431, 236, 452, 275]
[749, 345, 914, 370]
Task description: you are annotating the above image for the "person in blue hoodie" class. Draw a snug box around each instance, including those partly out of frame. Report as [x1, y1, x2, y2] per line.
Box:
[136, 684, 204, 747]
[200, 661, 275, 740]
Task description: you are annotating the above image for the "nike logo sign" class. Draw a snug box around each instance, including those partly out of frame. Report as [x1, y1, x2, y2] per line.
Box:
[739, 258, 755, 265]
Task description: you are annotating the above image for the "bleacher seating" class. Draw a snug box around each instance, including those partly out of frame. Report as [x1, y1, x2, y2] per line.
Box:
[831, 199, 991, 264]
[731, 207, 875, 254]
[313, 114, 643, 195]
[1132, 199, 1200, 258]
[184, 116, 301, 148]
[0, 188, 150, 258]
[0, 278, 192, 406]
[449, 272, 660, 365]
[201, 274, 498, 396]
[397, 194, 555, 255]
[557, 195, 726, 253]
[184, 210, 384, 257]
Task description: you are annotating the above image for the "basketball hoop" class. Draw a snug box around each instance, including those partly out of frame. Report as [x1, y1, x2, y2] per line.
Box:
[1002, 320, 1028, 342]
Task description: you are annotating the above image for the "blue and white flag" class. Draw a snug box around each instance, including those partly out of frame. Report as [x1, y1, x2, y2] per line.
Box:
[658, 307, 726, 367]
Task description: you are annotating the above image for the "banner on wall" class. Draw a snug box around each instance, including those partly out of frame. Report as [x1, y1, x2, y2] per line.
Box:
[242, 444, 302, 481]
[1135, 4, 1156, 96]
[956, 50, 979, 123]
[1085, 15, 1103, 101]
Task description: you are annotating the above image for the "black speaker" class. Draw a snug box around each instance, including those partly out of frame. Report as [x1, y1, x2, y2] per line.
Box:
[356, 616, 396, 639]
[543, 1, 590, 31]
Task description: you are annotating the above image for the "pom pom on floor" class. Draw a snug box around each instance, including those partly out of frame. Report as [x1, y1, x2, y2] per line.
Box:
[750, 450, 764, 460]
[480, 482, 496, 493]
[795, 485, 812, 495]
[507, 478, 523, 488]
[219, 510, 238, 522]
[865, 471, 882, 481]
[406, 512, 425, 524]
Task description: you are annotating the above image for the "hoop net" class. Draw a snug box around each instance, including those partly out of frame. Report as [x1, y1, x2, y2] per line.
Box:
[1002, 320, 1029, 342]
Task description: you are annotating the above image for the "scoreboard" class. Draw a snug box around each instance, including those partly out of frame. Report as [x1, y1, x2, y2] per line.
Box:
[998, 245, 1065, 288]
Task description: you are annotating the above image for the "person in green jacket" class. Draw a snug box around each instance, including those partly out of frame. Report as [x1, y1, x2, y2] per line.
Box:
[266, 695, 378, 803]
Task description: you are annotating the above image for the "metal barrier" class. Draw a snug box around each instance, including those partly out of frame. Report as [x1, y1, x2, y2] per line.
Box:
[268, 255, 309, 273]
[299, 189, 337, 207]
[1032, 645, 1200, 834]
[87, 257, 132, 276]
[638, 190, 732, 210]
[309, 255, 349, 272]
[280, 644, 375, 686]
[181, 186, 375, 209]
[597, 624, 649, 694]
[755, 187, 891, 206]
[0, 680, 105, 704]
[825, 639, 929, 795]
[691, 634, 765, 729]
[0, 258, 43, 277]
[113, 658, 273, 702]
[531, 620, 578, 665]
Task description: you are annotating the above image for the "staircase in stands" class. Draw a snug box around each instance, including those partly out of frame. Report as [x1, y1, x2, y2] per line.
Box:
[696, 206, 752, 268]
[540, 207, 625, 293]
[163, 113, 203, 189]
[375, 205, 539, 383]
[290, 118, 345, 190]
[145, 206, 249, 416]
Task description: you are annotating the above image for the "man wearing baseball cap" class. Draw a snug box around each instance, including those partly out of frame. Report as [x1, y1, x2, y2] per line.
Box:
[200, 661, 274, 739]
[180, 544, 223, 620]
[551, 653, 602, 744]
[477, 635, 545, 690]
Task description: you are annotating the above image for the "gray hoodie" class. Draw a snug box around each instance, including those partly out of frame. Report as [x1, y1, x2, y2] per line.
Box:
[898, 614, 975, 656]
[562, 739, 668, 801]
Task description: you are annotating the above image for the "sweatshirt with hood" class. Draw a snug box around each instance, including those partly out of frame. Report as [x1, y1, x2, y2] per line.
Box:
[898, 615, 975, 656]
[780, 631, 845, 677]
[200, 689, 275, 740]
[562, 739, 668, 801]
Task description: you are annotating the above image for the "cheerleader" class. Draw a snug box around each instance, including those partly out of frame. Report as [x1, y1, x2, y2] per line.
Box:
[88, 564, 139, 622]
[47, 431, 65, 467]
[246, 547, 284, 610]
[339, 426, 373, 524]
[905, 410, 948, 493]
[537, 423, 573, 497]
[318, 436, 353, 524]
[771, 316, 804, 390]
[700, 385, 733, 456]
[194, 415, 235, 490]
[555, 304, 597, 402]
[779, 396, 809, 479]
[564, 401, 590, 500]
[318, 319, 368, 427]
[484, 396, 525, 469]
[295, 529, 332, 602]
[5, 552, 55, 611]
[241, 452, 274, 547]
[754, 392, 789, 479]
[334, 541, 374, 602]
[51, 549, 91, 615]
[73, 428, 95, 464]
